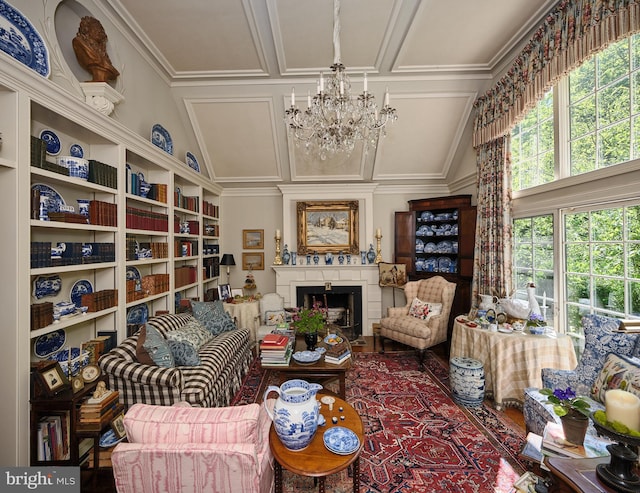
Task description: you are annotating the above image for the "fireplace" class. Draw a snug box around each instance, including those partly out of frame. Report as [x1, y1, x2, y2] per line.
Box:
[296, 285, 362, 338]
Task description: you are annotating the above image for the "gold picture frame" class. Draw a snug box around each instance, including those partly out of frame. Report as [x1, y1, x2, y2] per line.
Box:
[242, 252, 265, 270]
[297, 200, 359, 254]
[242, 229, 264, 249]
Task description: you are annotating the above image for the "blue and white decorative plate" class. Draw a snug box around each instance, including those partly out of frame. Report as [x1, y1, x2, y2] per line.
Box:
[69, 143, 84, 158]
[125, 266, 141, 282]
[39, 130, 61, 155]
[151, 124, 173, 155]
[31, 183, 65, 216]
[0, 0, 50, 77]
[186, 152, 200, 172]
[99, 429, 126, 448]
[33, 274, 62, 299]
[315, 347, 326, 354]
[292, 350, 322, 364]
[70, 279, 93, 307]
[438, 256, 452, 272]
[324, 334, 343, 346]
[323, 426, 360, 455]
[127, 303, 148, 324]
[33, 329, 66, 358]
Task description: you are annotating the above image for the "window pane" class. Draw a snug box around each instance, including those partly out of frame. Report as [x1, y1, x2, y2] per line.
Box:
[626, 206, 640, 240]
[570, 96, 596, 139]
[533, 215, 553, 241]
[566, 243, 590, 273]
[565, 212, 590, 242]
[598, 40, 629, 86]
[591, 209, 623, 241]
[570, 135, 597, 175]
[629, 244, 640, 278]
[593, 243, 623, 276]
[598, 121, 631, 166]
[534, 244, 554, 270]
[598, 77, 629, 127]
[566, 274, 590, 302]
[631, 281, 640, 316]
[570, 58, 595, 103]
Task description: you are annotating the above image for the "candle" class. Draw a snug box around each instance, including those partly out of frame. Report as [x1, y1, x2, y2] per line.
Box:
[307, 91, 311, 108]
[605, 389, 640, 431]
[543, 291, 546, 308]
[384, 87, 390, 106]
[290, 88, 295, 107]
[363, 73, 368, 93]
[319, 73, 324, 93]
[376, 227, 381, 237]
[340, 80, 344, 96]
[275, 229, 281, 239]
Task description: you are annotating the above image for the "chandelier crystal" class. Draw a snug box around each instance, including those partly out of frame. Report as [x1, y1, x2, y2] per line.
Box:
[284, 0, 397, 160]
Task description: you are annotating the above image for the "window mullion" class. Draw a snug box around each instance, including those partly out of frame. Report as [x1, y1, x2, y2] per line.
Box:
[556, 79, 571, 180]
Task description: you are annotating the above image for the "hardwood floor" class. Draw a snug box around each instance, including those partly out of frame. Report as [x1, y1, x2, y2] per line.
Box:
[79, 335, 526, 492]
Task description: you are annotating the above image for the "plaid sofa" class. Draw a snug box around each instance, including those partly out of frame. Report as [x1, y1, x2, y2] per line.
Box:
[99, 313, 253, 409]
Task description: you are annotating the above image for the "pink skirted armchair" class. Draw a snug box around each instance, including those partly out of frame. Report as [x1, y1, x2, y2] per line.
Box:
[111, 402, 274, 493]
[379, 276, 456, 368]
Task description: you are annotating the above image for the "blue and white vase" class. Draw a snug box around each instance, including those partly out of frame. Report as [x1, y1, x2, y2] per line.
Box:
[282, 244, 290, 265]
[263, 379, 323, 451]
[313, 252, 319, 265]
[325, 252, 333, 265]
[338, 251, 345, 265]
[346, 254, 351, 264]
[367, 244, 376, 264]
[306, 254, 311, 265]
[361, 251, 367, 264]
[291, 251, 297, 265]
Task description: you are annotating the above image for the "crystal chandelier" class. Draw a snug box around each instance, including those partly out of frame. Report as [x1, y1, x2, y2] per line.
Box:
[284, 0, 397, 160]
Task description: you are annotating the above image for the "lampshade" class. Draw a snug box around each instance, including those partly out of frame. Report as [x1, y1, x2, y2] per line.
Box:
[220, 254, 236, 266]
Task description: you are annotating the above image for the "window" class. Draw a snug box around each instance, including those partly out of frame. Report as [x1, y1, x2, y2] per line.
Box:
[564, 204, 640, 332]
[511, 91, 554, 191]
[513, 215, 554, 325]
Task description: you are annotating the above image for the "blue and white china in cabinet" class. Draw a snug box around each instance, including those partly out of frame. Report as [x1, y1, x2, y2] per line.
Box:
[127, 303, 149, 325]
[70, 279, 93, 307]
[263, 379, 323, 451]
[291, 251, 297, 265]
[415, 259, 424, 272]
[151, 124, 173, 155]
[338, 251, 345, 264]
[77, 199, 90, 217]
[34, 329, 66, 358]
[366, 244, 376, 264]
[126, 266, 141, 282]
[32, 183, 65, 218]
[324, 252, 333, 265]
[323, 426, 360, 455]
[53, 301, 76, 321]
[282, 245, 290, 265]
[361, 251, 367, 264]
[39, 129, 60, 155]
[420, 211, 434, 222]
[186, 151, 200, 172]
[49, 347, 89, 376]
[69, 143, 84, 158]
[415, 238, 424, 253]
[33, 274, 62, 299]
[0, 0, 50, 77]
[438, 256, 452, 273]
[346, 254, 351, 264]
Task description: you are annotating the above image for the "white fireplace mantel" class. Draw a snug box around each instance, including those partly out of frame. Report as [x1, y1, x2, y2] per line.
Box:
[272, 265, 381, 336]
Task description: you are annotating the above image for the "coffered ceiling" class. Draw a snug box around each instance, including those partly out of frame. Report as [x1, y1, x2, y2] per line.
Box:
[105, 0, 557, 187]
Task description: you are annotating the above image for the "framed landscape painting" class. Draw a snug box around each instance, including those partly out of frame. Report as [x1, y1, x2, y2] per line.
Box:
[296, 200, 359, 254]
[242, 229, 264, 249]
[242, 252, 264, 270]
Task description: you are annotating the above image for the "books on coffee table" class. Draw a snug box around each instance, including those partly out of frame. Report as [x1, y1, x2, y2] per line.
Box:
[541, 422, 611, 459]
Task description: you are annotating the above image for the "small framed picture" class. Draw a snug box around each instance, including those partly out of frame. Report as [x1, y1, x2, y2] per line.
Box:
[111, 412, 126, 440]
[33, 361, 70, 396]
[231, 288, 244, 298]
[242, 252, 264, 270]
[243, 229, 264, 249]
[218, 283, 231, 300]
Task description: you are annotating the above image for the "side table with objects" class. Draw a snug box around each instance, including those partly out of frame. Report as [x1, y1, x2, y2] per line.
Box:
[268, 391, 364, 493]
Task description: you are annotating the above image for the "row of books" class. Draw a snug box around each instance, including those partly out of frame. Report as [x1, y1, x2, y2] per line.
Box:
[89, 200, 118, 227]
[82, 289, 118, 312]
[78, 390, 120, 424]
[174, 191, 200, 213]
[176, 240, 198, 257]
[174, 219, 200, 235]
[126, 206, 169, 232]
[126, 238, 168, 261]
[202, 200, 218, 218]
[31, 301, 54, 330]
[87, 159, 118, 189]
[36, 414, 70, 461]
[81, 334, 114, 365]
[203, 256, 220, 279]
[30, 242, 115, 268]
[175, 266, 198, 288]
[324, 340, 352, 365]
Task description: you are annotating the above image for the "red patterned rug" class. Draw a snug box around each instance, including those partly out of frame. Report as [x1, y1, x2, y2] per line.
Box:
[232, 351, 526, 493]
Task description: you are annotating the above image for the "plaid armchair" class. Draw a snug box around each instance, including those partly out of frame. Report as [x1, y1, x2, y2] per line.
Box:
[379, 276, 456, 368]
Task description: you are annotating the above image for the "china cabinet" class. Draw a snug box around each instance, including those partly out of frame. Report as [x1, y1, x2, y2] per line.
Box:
[0, 57, 222, 465]
[394, 195, 476, 329]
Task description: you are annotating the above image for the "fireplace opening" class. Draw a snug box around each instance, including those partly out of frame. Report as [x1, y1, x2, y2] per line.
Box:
[296, 285, 362, 340]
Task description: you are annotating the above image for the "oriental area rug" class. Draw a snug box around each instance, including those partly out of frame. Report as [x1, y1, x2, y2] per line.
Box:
[231, 351, 527, 493]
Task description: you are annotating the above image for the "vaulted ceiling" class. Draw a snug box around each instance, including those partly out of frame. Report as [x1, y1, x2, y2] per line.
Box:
[105, 0, 556, 187]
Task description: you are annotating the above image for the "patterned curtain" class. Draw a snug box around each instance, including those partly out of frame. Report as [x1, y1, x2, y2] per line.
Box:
[470, 0, 640, 307]
[472, 137, 513, 304]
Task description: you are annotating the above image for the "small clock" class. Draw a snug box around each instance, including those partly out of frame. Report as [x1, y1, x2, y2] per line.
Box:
[71, 375, 84, 393]
[80, 364, 101, 383]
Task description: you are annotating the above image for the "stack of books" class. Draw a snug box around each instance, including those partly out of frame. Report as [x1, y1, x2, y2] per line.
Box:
[260, 333, 293, 367]
[539, 422, 611, 460]
[78, 390, 121, 429]
[324, 340, 351, 365]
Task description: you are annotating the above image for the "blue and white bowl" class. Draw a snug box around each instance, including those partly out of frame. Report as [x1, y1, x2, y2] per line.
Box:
[49, 347, 90, 376]
[57, 156, 88, 180]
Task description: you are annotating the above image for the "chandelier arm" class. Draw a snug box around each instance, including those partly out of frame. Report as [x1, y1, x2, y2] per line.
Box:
[333, 0, 341, 65]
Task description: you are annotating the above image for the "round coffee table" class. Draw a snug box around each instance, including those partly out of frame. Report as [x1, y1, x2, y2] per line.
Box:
[269, 392, 364, 493]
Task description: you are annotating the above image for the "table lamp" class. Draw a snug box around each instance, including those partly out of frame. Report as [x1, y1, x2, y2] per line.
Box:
[220, 254, 236, 284]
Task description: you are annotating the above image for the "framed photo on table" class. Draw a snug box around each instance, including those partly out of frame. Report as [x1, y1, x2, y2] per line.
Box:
[242, 252, 264, 270]
[111, 412, 126, 440]
[218, 284, 231, 301]
[296, 200, 359, 254]
[32, 361, 70, 396]
[243, 229, 264, 249]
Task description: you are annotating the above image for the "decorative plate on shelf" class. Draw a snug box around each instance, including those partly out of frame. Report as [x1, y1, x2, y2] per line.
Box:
[33, 329, 66, 358]
[99, 429, 126, 448]
[127, 303, 148, 325]
[125, 266, 141, 282]
[292, 350, 322, 364]
[151, 124, 173, 155]
[0, 1, 50, 77]
[323, 426, 360, 455]
[186, 152, 200, 172]
[69, 143, 84, 158]
[33, 274, 62, 299]
[31, 183, 65, 216]
[70, 279, 93, 307]
[39, 129, 61, 155]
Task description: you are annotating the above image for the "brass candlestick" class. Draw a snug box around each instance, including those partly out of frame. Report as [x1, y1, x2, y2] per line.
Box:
[375, 230, 383, 263]
[274, 235, 283, 265]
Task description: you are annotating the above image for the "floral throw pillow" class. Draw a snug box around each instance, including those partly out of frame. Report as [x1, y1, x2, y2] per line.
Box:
[191, 300, 237, 336]
[265, 310, 286, 326]
[591, 352, 640, 403]
[167, 339, 201, 366]
[142, 325, 175, 367]
[408, 298, 442, 320]
[166, 319, 213, 350]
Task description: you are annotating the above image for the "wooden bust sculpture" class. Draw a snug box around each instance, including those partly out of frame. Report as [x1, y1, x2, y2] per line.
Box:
[72, 16, 119, 83]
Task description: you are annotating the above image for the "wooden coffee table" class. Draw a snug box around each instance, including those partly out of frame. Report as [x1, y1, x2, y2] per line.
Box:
[269, 392, 364, 493]
[266, 337, 352, 399]
[544, 456, 616, 492]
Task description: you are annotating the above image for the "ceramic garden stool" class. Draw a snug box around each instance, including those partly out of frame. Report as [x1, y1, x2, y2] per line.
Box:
[450, 356, 485, 407]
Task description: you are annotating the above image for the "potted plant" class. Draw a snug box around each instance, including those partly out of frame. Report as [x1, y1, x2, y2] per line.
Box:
[290, 301, 327, 350]
[540, 386, 591, 445]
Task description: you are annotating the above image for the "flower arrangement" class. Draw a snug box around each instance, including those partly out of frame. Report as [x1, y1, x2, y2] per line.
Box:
[539, 387, 591, 418]
[290, 301, 327, 334]
[526, 312, 546, 327]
